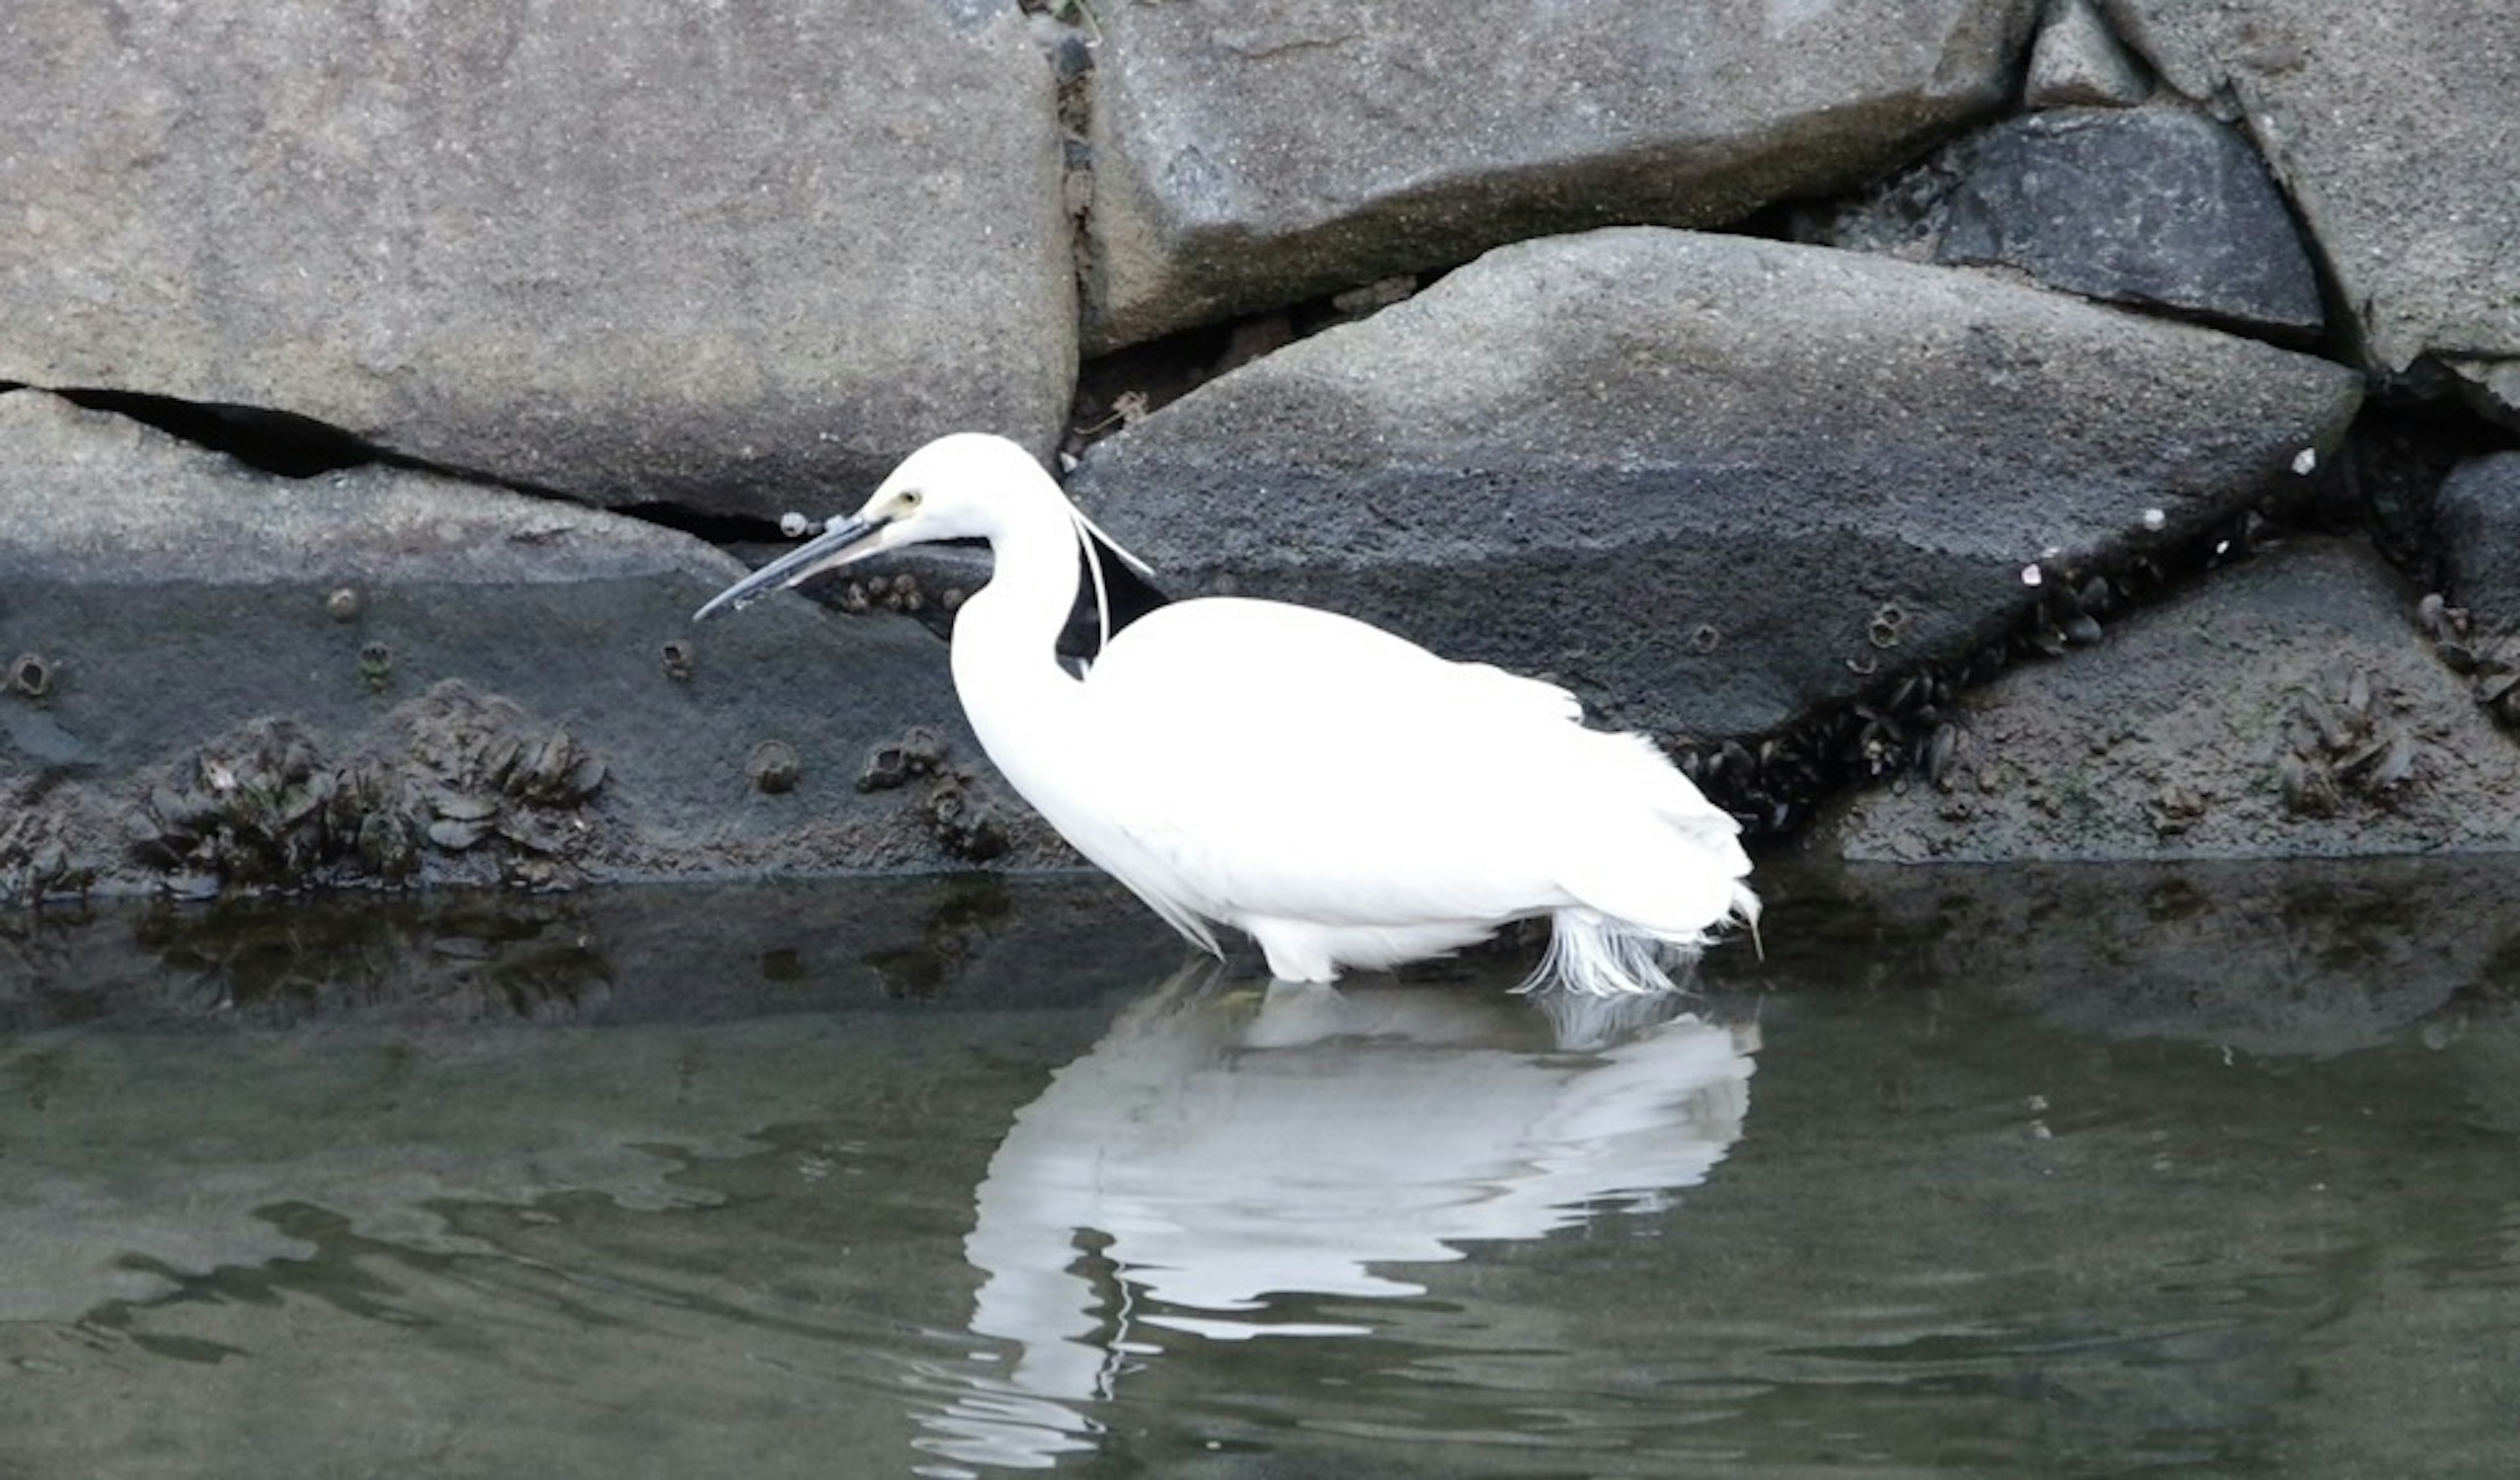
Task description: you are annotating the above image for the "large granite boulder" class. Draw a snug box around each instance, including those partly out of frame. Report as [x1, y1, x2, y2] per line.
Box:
[0, 392, 1049, 903]
[1818, 535, 2520, 861]
[1068, 228, 2364, 750]
[0, 0, 1075, 521]
[2098, 0, 2520, 417]
[1080, 0, 2040, 349]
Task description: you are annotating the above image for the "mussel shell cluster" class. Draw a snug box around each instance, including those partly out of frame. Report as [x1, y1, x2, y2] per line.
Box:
[2420, 594, 2520, 730]
[1672, 504, 2278, 836]
[131, 684, 608, 893]
[0, 812, 90, 903]
[2276, 662, 2420, 817]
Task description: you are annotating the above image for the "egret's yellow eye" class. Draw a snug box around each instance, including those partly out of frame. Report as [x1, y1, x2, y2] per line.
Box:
[896, 488, 924, 514]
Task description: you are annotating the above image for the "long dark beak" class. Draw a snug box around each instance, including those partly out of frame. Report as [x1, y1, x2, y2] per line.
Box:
[692, 512, 887, 622]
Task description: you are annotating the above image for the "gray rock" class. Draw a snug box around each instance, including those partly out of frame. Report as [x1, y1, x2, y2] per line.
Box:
[2024, 0, 2152, 108]
[2430, 453, 2520, 634]
[0, 391, 1059, 901]
[1068, 228, 2364, 745]
[1818, 535, 2520, 861]
[2099, 0, 2520, 380]
[1082, 0, 2040, 350]
[1936, 107, 2324, 339]
[0, 0, 1074, 522]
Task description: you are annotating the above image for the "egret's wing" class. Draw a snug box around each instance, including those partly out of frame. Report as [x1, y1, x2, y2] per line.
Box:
[1078, 599, 1616, 928]
[1091, 596, 1579, 726]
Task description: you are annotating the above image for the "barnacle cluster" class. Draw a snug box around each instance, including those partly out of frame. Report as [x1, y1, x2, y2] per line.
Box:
[921, 775, 1009, 861]
[8, 653, 54, 699]
[660, 638, 698, 682]
[858, 726, 948, 792]
[858, 725, 1008, 861]
[747, 739, 802, 794]
[841, 571, 961, 617]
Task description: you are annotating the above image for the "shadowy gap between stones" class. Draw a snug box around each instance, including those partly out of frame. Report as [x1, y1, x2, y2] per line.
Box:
[1694, 396, 2520, 842]
[43, 384, 765, 543]
[1062, 270, 1444, 464]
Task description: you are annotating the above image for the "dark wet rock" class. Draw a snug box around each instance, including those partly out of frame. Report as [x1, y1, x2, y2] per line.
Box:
[0, 0, 1074, 521]
[1774, 852, 2520, 1058]
[1813, 104, 2323, 340]
[1081, 0, 2038, 349]
[2099, 0, 2520, 405]
[2023, 0, 2152, 108]
[1931, 107, 2324, 340]
[1816, 535, 2520, 861]
[1068, 228, 2364, 746]
[0, 390, 1070, 902]
[2429, 453, 2520, 635]
[0, 876, 1178, 1032]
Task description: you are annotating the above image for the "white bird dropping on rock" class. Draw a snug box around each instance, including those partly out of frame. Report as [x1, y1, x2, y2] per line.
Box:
[695, 433, 1758, 997]
[2292, 447, 2319, 476]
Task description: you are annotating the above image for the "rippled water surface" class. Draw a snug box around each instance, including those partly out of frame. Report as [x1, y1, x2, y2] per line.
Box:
[5, 859, 2520, 1479]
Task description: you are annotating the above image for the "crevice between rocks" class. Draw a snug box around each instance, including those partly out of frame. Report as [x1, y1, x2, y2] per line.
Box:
[1693, 395, 2520, 841]
[54, 388, 381, 479]
[22, 382, 795, 547]
[1013, 0, 1422, 466]
[1060, 271, 1437, 463]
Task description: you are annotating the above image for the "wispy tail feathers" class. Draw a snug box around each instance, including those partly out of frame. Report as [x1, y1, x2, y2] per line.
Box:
[1526, 731, 1761, 997]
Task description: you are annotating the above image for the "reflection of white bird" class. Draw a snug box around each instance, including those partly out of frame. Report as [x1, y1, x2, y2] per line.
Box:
[913, 965, 1757, 1470]
[698, 433, 1757, 996]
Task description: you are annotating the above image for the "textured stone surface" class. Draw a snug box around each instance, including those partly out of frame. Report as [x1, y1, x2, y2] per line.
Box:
[0, 392, 1057, 900]
[1935, 106, 2323, 339]
[1082, 0, 2039, 348]
[2024, 0, 2151, 108]
[0, 0, 1074, 521]
[1069, 228, 2364, 744]
[1818, 536, 2520, 861]
[2099, 0, 2520, 380]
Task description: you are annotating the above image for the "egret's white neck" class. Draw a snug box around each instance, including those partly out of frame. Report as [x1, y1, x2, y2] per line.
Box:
[948, 478, 1093, 783]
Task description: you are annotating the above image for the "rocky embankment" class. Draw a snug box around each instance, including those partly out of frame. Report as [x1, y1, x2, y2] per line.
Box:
[4, 0, 2517, 902]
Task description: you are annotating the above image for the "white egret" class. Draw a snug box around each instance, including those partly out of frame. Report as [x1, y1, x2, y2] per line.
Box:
[695, 433, 1757, 996]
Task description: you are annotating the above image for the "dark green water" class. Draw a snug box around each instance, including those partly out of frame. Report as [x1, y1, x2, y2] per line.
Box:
[4, 858, 2518, 1479]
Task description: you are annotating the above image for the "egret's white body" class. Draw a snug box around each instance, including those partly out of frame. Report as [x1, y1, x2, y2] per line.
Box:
[697, 433, 1756, 995]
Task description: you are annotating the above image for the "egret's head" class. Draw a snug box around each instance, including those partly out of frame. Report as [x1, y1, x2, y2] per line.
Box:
[692, 433, 1048, 621]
